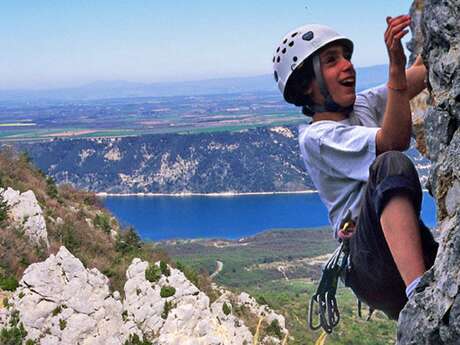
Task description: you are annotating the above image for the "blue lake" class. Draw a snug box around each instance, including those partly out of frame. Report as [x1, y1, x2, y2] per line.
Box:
[102, 192, 437, 241]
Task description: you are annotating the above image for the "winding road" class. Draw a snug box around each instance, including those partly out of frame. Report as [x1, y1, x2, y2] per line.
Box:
[210, 260, 223, 279]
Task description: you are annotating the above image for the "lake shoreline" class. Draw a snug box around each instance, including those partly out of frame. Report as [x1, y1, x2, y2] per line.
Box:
[97, 188, 431, 197]
[96, 190, 318, 197]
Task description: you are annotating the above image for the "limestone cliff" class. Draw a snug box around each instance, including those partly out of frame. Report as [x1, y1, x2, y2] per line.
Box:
[397, 0, 460, 344]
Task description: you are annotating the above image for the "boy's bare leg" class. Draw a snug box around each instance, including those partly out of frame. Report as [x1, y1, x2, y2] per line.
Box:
[380, 194, 425, 286]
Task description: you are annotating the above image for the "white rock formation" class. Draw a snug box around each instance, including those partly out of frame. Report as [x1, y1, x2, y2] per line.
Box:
[124, 258, 253, 345]
[0, 187, 49, 248]
[0, 247, 140, 345]
[0, 248, 288, 344]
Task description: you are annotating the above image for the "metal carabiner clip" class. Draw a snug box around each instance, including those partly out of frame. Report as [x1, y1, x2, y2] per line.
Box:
[308, 293, 323, 331]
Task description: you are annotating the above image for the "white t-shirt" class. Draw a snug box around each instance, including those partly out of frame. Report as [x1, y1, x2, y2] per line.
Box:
[298, 85, 388, 237]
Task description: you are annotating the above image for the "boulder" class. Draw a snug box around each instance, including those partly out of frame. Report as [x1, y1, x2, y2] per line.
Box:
[0, 187, 49, 248]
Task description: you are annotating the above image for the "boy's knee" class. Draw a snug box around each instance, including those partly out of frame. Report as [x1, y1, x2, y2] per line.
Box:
[370, 151, 416, 179]
[368, 151, 423, 218]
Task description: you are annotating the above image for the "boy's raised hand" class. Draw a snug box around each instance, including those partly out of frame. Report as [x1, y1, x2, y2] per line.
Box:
[384, 15, 411, 68]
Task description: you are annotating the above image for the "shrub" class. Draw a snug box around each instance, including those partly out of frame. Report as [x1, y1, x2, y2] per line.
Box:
[160, 261, 170, 276]
[19, 151, 32, 164]
[0, 275, 19, 291]
[59, 319, 67, 331]
[265, 319, 283, 339]
[145, 264, 161, 283]
[94, 213, 112, 234]
[0, 194, 9, 223]
[124, 334, 152, 345]
[175, 261, 199, 287]
[160, 286, 176, 298]
[0, 323, 28, 345]
[52, 306, 62, 316]
[116, 227, 142, 254]
[0, 309, 28, 345]
[256, 295, 269, 306]
[161, 300, 173, 319]
[46, 176, 59, 199]
[222, 302, 231, 316]
[59, 223, 81, 253]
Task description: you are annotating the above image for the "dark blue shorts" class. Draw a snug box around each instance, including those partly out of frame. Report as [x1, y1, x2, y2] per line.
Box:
[344, 151, 438, 320]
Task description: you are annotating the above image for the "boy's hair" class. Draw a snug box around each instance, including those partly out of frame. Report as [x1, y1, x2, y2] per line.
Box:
[284, 58, 316, 116]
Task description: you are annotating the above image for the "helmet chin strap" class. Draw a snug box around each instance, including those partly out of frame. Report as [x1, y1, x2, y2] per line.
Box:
[311, 54, 353, 115]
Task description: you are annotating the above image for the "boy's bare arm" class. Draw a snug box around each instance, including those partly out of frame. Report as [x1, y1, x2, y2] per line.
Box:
[406, 55, 427, 99]
[376, 15, 412, 155]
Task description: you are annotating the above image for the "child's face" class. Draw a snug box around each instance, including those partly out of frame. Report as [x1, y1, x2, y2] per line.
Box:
[308, 44, 356, 108]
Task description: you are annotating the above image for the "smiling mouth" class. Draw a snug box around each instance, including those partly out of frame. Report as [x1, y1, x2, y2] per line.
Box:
[339, 77, 355, 87]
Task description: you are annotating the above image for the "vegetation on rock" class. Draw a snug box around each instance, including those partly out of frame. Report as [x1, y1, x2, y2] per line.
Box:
[159, 261, 170, 276]
[0, 310, 34, 345]
[222, 302, 231, 316]
[160, 286, 176, 298]
[145, 264, 162, 283]
[161, 300, 173, 320]
[0, 275, 19, 292]
[0, 194, 9, 223]
[123, 334, 152, 345]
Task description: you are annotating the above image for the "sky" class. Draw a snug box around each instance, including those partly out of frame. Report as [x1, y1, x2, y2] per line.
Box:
[0, 0, 414, 90]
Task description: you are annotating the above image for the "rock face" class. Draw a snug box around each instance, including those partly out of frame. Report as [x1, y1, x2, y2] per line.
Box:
[397, 1, 460, 344]
[0, 187, 49, 248]
[0, 247, 288, 345]
[124, 259, 255, 345]
[0, 246, 138, 345]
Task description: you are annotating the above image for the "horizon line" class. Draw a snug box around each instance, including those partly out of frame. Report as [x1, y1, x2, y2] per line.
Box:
[1, 64, 388, 92]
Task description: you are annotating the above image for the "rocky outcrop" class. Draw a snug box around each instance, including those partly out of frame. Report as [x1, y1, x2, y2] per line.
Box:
[397, 0, 460, 344]
[0, 187, 49, 248]
[0, 247, 288, 344]
[0, 246, 139, 345]
[124, 258, 254, 345]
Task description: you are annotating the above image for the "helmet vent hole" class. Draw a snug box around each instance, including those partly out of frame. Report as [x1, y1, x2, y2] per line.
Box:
[277, 56, 281, 63]
[274, 71, 279, 82]
[302, 31, 314, 41]
[272, 56, 275, 63]
[293, 56, 298, 62]
[276, 47, 280, 53]
[282, 48, 286, 54]
[288, 41, 294, 47]
[291, 32, 298, 38]
[283, 38, 288, 44]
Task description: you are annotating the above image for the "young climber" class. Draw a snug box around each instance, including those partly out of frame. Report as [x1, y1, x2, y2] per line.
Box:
[272, 15, 438, 319]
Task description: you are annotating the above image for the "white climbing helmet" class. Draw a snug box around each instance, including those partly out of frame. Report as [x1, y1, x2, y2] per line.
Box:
[273, 24, 354, 103]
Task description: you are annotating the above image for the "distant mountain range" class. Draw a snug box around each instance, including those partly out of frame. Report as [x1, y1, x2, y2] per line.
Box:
[0, 65, 388, 102]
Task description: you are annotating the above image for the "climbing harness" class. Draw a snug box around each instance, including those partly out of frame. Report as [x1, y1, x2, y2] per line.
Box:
[308, 239, 349, 333]
[308, 216, 375, 334]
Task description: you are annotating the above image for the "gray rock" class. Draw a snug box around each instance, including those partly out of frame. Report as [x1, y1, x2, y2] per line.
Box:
[397, 0, 460, 344]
